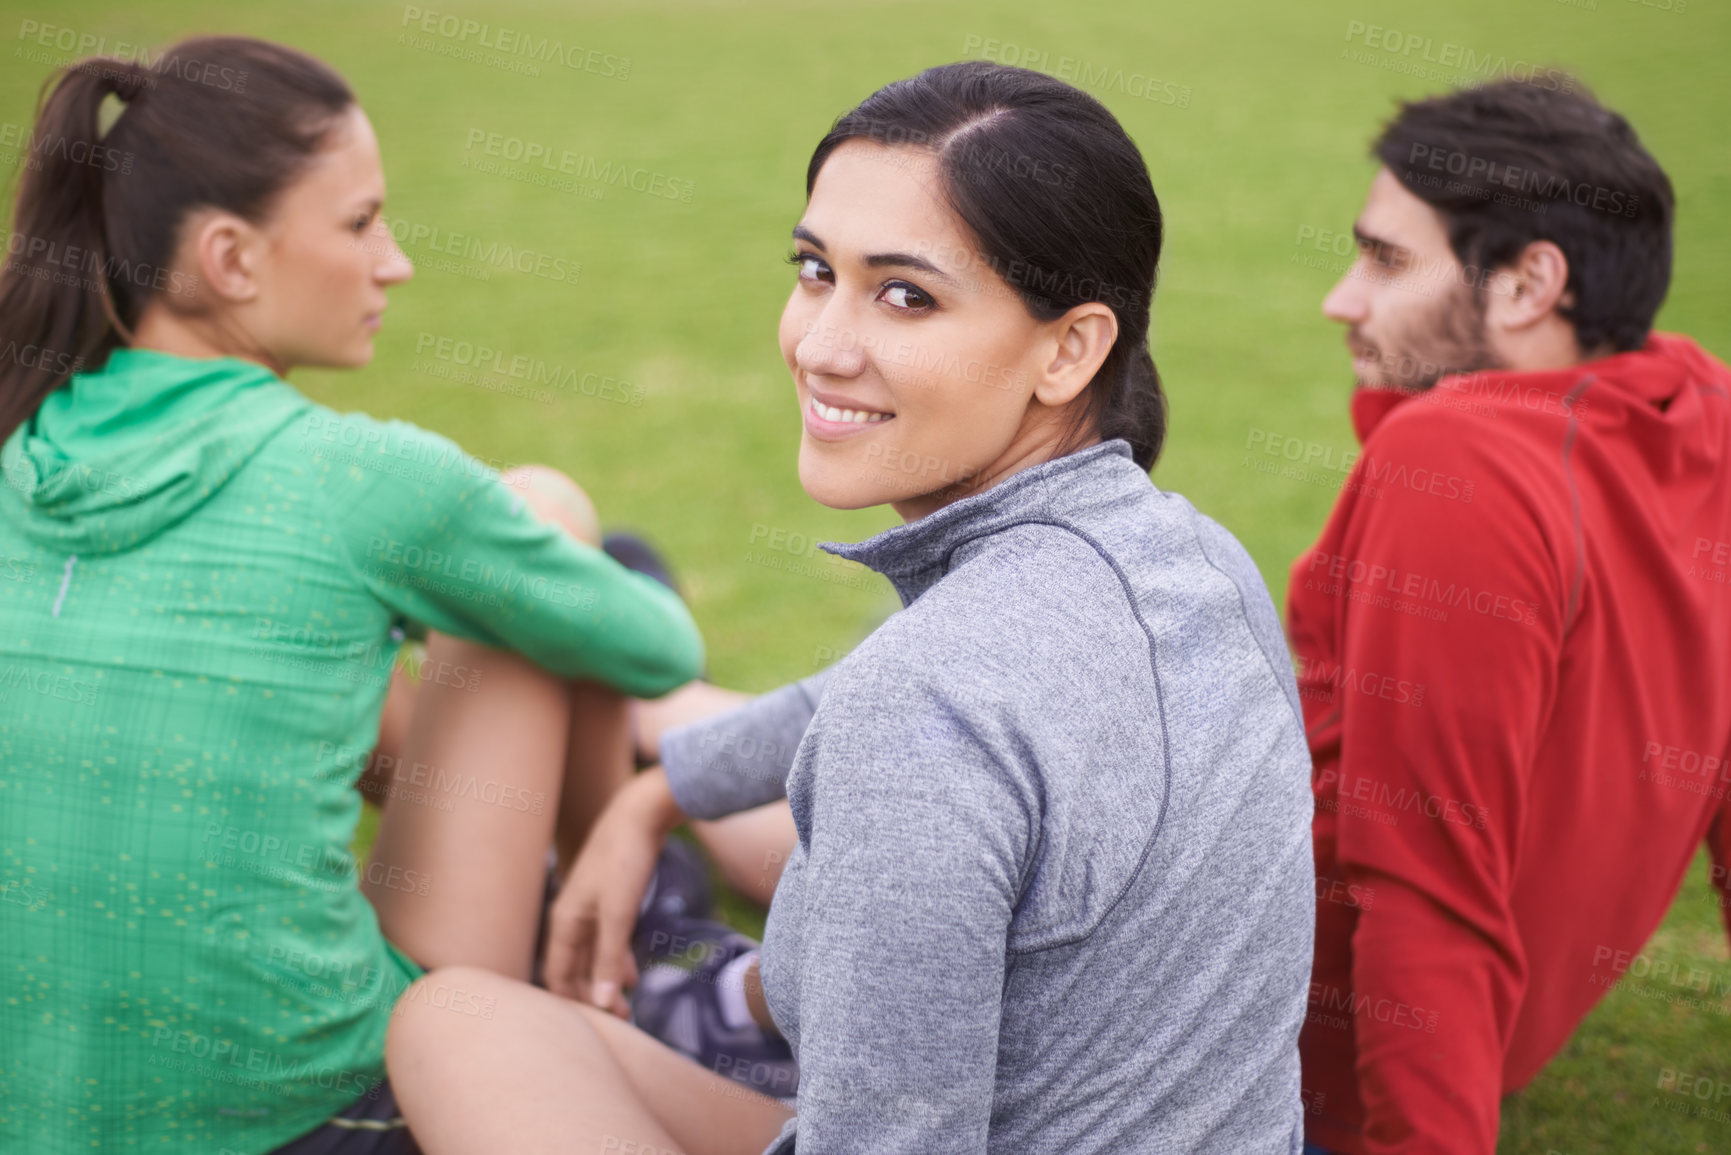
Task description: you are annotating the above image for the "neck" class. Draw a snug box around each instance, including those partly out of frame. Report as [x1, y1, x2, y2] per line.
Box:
[892, 414, 1100, 524]
[130, 307, 287, 378]
[1491, 316, 1600, 374]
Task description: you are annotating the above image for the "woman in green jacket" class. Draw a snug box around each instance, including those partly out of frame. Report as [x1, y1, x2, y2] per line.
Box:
[0, 36, 703, 1154]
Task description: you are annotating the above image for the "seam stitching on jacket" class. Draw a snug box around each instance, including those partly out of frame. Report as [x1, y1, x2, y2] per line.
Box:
[1558, 375, 1596, 635]
[1182, 502, 1306, 737]
[929, 517, 1173, 956]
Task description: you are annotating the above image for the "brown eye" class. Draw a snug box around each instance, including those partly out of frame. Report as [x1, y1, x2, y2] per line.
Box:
[879, 282, 935, 311]
[790, 253, 830, 283]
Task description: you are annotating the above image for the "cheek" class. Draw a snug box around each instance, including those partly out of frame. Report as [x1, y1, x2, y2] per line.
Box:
[1359, 283, 1407, 336]
[927, 329, 1030, 418]
[1382, 292, 1433, 345]
[881, 353, 1026, 476]
[271, 239, 359, 313]
[279, 241, 374, 355]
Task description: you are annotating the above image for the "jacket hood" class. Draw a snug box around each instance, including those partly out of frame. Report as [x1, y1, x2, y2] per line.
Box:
[0, 348, 311, 556]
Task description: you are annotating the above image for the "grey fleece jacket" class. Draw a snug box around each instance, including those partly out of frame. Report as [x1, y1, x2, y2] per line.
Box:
[661, 440, 1315, 1155]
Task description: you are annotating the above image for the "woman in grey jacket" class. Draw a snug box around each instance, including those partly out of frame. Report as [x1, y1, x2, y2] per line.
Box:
[388, 61, 1315, 1155]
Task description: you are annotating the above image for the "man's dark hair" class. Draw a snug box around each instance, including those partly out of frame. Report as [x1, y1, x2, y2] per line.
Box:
[1374, 78, 1673, 355]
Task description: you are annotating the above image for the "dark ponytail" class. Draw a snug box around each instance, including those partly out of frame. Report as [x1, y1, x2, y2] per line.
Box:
[807, 61, 1168, 470]
[0, 38, 355, 444]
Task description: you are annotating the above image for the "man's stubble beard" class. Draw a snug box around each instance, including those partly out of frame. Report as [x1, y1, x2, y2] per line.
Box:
[1361, 280, 1506, 391]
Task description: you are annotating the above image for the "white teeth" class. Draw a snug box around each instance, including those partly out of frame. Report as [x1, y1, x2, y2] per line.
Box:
[811, 398, 891, 424]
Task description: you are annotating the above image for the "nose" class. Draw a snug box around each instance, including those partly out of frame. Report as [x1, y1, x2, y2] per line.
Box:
[1321, 266, 1367, 326]
[795, 309, 867, 380]
[371, 218, 415, 286]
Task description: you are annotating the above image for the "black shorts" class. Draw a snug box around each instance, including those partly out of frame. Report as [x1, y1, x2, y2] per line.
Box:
[267, 1080, 420, 1155]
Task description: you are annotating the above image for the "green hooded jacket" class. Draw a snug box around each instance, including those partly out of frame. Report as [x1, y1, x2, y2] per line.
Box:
[0, 348, 704, 1152]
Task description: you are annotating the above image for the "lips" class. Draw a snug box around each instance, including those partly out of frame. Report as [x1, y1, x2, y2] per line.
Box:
[809, 397, 891, 424]
[802, 387, 895, 441]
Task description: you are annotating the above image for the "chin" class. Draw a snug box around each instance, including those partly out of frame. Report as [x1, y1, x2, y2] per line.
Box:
[797, 445, 887, 511]
[340, 339, 377, 367]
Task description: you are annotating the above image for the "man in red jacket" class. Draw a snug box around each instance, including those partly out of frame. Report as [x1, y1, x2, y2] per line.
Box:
[1291, 79, 1731, 1154]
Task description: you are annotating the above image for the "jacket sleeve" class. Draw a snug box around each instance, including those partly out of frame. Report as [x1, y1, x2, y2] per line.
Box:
[777, 659, 1033, 1153]
[322, 413, 703, 698]
[1326, 412, 1568, 1155]
[660, 670, 831, 820]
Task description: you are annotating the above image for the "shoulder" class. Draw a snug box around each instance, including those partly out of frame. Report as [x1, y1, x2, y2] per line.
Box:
[294, 407, 483, 471]
[904, 520, 1130, 654]
[288, 409, 524, 570]
[288, 406, 507, 504]
[945, 519, 1136, 610]
[823, 522, 1145, 741]
[1160, 496, 1265, 591]
[1337, 395, 1578, 616]
[1355, 392, 1574, 529]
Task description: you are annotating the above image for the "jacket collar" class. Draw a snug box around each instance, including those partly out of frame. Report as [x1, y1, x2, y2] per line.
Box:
[822, 439, 1142, 605]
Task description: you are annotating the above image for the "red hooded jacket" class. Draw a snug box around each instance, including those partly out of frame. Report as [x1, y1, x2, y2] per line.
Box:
[1289, 333, 1731, 1154]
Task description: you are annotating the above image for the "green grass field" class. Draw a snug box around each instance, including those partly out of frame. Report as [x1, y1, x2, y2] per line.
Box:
[3, 0, 1728, 1149]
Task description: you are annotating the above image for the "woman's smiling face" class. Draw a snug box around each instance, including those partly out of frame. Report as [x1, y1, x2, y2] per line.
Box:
[778, 139, 1116, 521]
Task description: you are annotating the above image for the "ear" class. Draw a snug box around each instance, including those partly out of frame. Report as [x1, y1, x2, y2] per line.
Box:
[1483, 240, 1573, 334]
[1034, 302, 1119, 408]
[186, 209, 265, 307]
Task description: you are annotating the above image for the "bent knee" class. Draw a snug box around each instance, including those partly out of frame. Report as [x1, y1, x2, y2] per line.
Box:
[388, 967, 609, 1077]
[500, 464, 602, 547]
[389, 966, 508, 1045]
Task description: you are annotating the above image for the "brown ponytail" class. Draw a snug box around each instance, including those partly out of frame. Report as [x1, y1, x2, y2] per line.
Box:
[0, 37, 355, 444]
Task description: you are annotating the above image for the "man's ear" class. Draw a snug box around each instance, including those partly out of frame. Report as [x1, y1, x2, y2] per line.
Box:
[185, 209, 264, 308]
[1484, 240, 1573, 334]
[1034, 302, 1118, 408]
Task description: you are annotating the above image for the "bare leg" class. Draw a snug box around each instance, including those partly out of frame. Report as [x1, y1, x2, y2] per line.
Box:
[357, 653, 418, 806]
[363, 632, 572, 978]
[691, 805, 798, 907]
[469, 462, 802, 908]
[629, 679, 800, 906]
[388, 966, 792, 1155]
[499, 464, 636, 875]
[556, 681, 635, 880]
[363, 465, 633, 978]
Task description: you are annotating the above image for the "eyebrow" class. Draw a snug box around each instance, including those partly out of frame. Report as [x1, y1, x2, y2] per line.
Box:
[1352, 224, 1408, 258]
[791, 225, 962, 286]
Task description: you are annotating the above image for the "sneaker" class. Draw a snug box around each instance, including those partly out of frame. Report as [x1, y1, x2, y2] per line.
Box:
[603, 531, 681, 595]
[632, 838, 715, 968]
[630, 918, 800, 1099]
